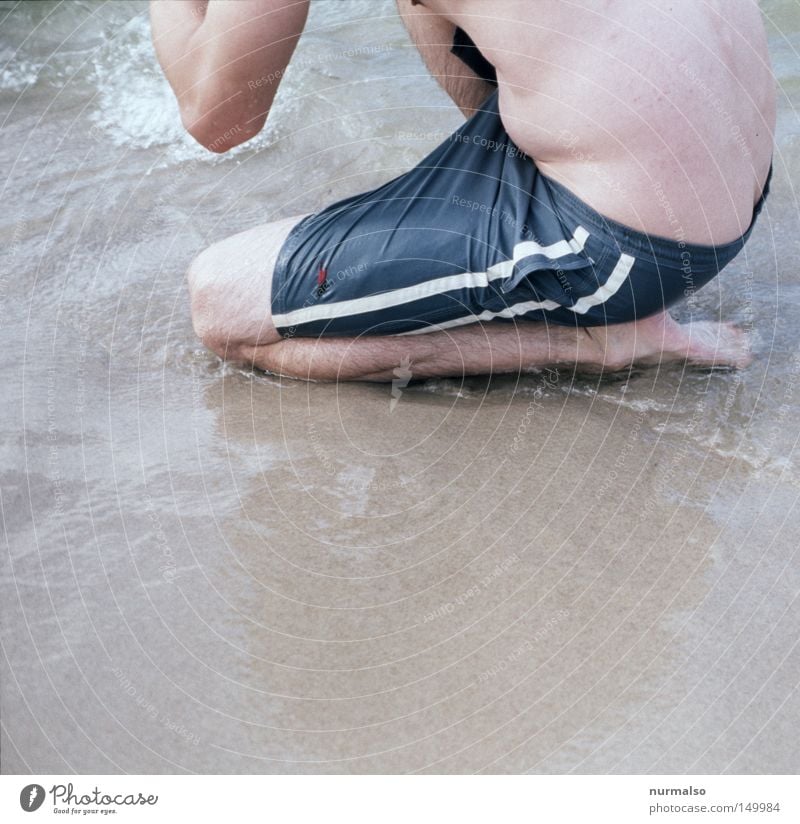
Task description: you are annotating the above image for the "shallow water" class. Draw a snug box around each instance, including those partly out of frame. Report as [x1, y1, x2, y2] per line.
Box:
[2, 0, 799, 773]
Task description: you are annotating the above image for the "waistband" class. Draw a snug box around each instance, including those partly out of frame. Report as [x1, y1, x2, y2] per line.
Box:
[451, 26, 498, 87]
[540, 163, 772, 270]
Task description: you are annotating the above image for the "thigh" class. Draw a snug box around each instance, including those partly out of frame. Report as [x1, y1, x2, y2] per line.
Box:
[270, 90, 553, 339]
[191, 214, 309, 348]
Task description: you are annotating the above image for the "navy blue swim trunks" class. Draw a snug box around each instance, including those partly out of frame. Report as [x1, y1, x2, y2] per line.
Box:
[451, 26, 497, 87]
[271, 90, 770, 339]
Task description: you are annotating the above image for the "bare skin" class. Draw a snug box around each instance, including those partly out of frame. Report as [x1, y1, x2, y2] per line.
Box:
[413, 0, 775, 245]
[153, 0, 773, 381]
[188, 214, 752, 381]
[235, 315, 752, 383]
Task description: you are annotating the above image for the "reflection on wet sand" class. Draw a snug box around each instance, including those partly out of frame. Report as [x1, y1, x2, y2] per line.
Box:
[1, 0, 799, 774]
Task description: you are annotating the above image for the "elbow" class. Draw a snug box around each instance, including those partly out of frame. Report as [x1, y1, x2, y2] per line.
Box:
[180, 99, 267, 154]
[189, 122, 233, 154]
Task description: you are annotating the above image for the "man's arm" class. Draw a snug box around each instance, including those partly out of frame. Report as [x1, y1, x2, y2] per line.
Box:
[150, 0, 309, 152]
[397, 0, 494, 118]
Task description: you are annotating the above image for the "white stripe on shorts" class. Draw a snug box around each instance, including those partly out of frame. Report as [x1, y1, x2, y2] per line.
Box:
[569, 252, 636, 315]
[485, 226, 590, 279]
[398, 250, 638, 334]
[271, 227, 589, 328]
[397, 298, 562, 335]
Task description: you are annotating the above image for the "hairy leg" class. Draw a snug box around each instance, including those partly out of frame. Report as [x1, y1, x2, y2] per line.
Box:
[236, 311, 751, 382]
[187, 214, 308, 359]
[240, 321, 596, 382]
[187, 219, 750, 382]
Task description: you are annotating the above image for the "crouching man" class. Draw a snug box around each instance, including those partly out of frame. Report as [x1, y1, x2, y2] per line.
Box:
[150, 0, 775, 381]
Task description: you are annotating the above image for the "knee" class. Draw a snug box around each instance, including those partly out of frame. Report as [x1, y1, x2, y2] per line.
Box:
[186, 244, 244, 361]
[187, 221, 291, 361]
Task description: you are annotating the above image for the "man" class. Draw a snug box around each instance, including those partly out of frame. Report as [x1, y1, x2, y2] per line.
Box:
[150, 0, 775, 381]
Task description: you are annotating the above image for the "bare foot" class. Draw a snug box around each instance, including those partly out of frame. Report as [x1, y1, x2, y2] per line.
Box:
[581, 311, 753, 372]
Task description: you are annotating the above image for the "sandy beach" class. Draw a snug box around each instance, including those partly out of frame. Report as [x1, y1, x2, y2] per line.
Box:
[2, 0, 799, 773]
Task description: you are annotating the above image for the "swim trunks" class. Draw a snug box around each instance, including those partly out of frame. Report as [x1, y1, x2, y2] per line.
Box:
[451, 26, 497, 86]
[271, 90, 770, 339]
[409, 0, 497, 84]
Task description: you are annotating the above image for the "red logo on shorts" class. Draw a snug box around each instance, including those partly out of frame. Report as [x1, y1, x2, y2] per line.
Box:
[315, 264, 330, 297]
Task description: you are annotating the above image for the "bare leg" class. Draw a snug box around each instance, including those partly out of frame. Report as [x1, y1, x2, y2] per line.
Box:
[240, 321, 598, 382]
[188, 215, 306, 357]
[188, 219, 750, 382]
[235, 311, 751, 382]
[584, 310, 753, 372]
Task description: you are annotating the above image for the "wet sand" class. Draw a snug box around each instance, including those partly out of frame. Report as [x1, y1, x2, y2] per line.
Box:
[1, 0, 799, 773]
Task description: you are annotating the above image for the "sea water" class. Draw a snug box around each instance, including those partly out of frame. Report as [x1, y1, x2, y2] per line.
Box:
[2, 0, 799, 774]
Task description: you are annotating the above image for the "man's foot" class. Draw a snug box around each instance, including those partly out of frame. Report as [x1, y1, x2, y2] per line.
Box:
[580, 311, 753, 372]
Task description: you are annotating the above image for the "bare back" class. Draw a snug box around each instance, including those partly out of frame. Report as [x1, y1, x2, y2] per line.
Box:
[422, 0, 775, 245]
